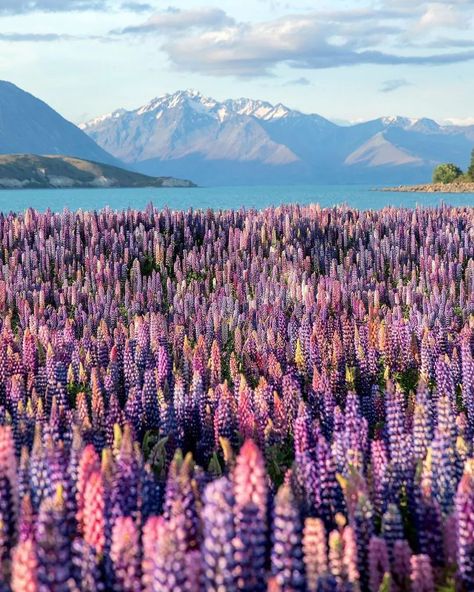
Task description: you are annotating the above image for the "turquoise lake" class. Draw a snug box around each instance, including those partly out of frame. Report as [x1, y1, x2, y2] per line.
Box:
[1, 184, 474, 212]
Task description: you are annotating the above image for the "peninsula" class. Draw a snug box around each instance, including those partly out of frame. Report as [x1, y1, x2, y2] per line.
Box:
[0, 154, 196, 189]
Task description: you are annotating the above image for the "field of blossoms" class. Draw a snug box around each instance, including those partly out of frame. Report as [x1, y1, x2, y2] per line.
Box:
[0, 203, 473, 592]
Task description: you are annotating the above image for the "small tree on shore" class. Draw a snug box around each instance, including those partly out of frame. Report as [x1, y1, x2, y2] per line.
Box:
[467, 148, 474, 181]
[432, 163, 463, 184]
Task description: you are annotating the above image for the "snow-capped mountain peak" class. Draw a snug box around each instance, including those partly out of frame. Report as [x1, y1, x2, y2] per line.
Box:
[79, 89, 474, 186]
[224, 97, 292, 120]
[79, 108, 127, 131]
[379, 115, 440, 133]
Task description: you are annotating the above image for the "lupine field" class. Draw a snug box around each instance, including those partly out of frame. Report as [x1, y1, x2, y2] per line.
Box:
[0, 203, 473, 592]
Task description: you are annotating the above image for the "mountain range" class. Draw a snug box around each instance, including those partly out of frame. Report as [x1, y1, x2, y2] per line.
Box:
[0, 81, 473, 186]
[80, 89, 474, 186]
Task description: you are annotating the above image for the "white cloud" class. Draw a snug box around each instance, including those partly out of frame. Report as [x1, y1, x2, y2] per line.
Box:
[120, 7, 234, 33]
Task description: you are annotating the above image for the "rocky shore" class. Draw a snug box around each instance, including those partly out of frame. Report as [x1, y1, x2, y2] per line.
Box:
[380, 181, 474, 193]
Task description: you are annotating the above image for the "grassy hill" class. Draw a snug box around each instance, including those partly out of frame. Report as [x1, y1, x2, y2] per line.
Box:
[0, 154, 196, 189]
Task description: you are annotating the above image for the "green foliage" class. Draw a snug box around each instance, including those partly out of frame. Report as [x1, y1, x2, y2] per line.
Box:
[265, 438, 294, 487]
[394, 367, 419, 394]
[143, 430, 169, 479]
[208, 452, 223, 477]
[140, 253, 157, 278]
[433, 163, 463, 184]
[378, 573, 392, 592]
[467, 148, 474, 181]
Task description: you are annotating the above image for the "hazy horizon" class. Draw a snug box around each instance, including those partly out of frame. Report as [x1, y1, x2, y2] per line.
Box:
[0, 0, 472, 125]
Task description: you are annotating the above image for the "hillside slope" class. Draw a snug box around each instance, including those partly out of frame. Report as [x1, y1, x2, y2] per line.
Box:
[0, 81, 119, 166]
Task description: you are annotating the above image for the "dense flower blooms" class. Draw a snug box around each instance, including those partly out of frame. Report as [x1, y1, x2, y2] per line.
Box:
[0, 204, 470, 589]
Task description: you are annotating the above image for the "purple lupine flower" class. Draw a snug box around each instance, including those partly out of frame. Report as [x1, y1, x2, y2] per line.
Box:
[392, 539, 412, 592]
[455, 460, 474, 588]
[368, 536, 389, 592]
[303, 517, 328, 592]
[233, 440, 268, 592]
[381, 503, 404, 563]
[72, 538, 104, 592]
[410, 554, 434, 592]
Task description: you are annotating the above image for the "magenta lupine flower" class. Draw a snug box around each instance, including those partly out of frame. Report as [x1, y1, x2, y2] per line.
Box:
[11, 536, 38, 592]
[11, 494, 38, 592]
[76, 444, 100, 534]
[83, 470, 106, 557]
[0, 425, 18, 582]
[370, 439, 389, 517]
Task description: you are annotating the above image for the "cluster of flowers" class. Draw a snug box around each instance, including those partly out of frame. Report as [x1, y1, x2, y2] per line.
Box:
[0, 204, 473, 591]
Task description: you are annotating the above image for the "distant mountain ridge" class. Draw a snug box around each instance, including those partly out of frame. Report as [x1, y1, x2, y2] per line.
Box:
[0, 81, 120, 167]
[81, 90, 474, 185]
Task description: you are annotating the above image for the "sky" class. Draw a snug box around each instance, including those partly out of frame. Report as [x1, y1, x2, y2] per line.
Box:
[0, 0, 473, 125]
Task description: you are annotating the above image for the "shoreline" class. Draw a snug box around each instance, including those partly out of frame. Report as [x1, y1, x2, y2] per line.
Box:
[379, 182, 474, 193]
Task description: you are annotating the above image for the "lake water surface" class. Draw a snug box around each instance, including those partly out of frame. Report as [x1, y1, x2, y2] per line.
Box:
[1, 184, 474, 212]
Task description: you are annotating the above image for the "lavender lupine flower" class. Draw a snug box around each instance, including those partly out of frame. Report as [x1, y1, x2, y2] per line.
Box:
[142, 516, 164, 592]
[431, 395, 458, 514]
[202, 477, 237, 592]
[151, 504, 188, 592]
[271, 484, 305, 591]
[110, 516, 141, 592]
[415, 481, 444, 567]
[370, 440, 389, 517]
[36, 488, 73, 592]
[163, 451, 200, 552]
